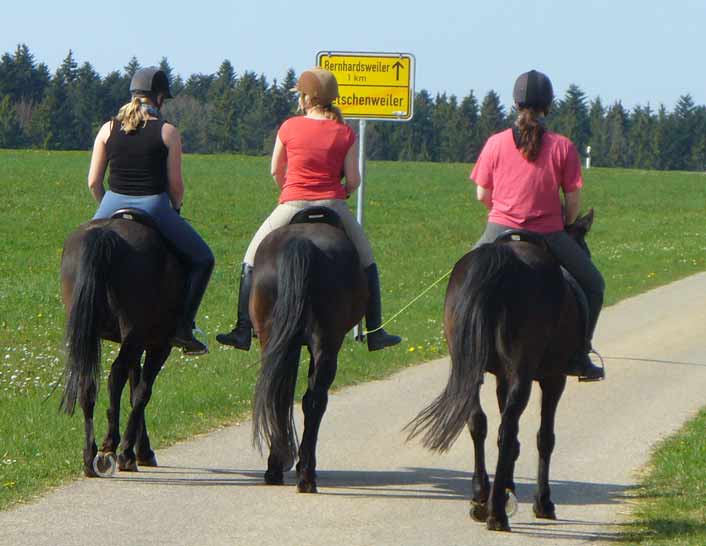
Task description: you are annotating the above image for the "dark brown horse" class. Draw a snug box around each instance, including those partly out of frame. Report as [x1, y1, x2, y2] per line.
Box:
[60, 213, 183, 477]
[250, 208, 367, 493]
[407, 211, 596, 531]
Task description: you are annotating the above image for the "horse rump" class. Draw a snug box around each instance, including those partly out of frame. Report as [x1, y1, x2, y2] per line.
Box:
[406, 243, 533, 451]
[61, 225, 125, 414]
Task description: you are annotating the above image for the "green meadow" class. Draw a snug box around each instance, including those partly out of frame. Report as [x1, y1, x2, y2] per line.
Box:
[0, 150, 704, 536]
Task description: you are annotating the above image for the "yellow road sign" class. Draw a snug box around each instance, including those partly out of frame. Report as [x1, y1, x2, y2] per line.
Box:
[316, 51, 415, 121]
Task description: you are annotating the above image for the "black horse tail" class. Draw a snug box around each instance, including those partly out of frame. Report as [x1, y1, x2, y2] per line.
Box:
[252, 237, 316, 459]
[61, 227, 122, 415]
[406, 243, 523, 451]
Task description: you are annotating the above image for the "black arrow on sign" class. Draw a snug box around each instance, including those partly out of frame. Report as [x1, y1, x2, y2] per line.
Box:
[392, 60, 404, 80]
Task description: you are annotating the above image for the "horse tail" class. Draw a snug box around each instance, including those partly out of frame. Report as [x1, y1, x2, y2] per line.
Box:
[61, 227, 123, 415]
[252, 236, 316, 458]
[406, 243, 522, 451]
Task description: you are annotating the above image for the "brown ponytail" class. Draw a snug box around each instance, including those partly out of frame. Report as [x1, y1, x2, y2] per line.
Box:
[515, 108, 545, 162]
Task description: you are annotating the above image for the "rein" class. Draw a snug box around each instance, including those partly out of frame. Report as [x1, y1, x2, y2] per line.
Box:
[363, 267, 453, 336]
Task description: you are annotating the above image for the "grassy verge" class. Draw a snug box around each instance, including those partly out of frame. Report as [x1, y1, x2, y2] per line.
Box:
[620, 409, 706, 545]
[0, 150, 704, 511]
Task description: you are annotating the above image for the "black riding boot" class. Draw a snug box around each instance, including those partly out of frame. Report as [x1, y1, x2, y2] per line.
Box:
[216, 264, 254, 351]
[566, 296, 604, 381]
[171, 261, 213, 356]
[364, 263, 401, 351]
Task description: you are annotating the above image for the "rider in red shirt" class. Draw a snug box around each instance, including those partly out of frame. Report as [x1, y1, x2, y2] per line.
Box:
[217, 68, 401, 353]
[471, 70, 604, 381]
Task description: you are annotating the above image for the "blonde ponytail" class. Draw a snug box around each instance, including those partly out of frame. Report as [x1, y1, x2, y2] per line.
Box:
[116, 97, 149, 133]
[298, 93, 344, 124]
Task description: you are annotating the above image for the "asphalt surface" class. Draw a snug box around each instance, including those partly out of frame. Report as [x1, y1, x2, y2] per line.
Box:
[2, 272, 706, 546]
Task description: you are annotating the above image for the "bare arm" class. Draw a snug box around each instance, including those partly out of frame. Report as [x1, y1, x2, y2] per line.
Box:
[564, 189, 581, 225]
[87, 122, 111, 203]
[476, 184, 492, 210]
[270, 136, 287, 188]
[162, 123, 185, 209]
[343, 141, 361, 197]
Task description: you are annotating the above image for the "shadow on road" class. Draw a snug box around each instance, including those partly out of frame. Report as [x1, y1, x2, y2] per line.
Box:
[111, 464, 631, 506]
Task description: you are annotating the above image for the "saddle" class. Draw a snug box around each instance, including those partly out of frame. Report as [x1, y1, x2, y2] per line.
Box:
[495, 229, 590, 340]
[289, 206, 344, 229]
[110, 208, 159, 231]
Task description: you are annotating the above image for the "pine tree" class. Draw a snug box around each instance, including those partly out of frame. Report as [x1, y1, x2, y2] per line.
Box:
[101, 70, 130, 120]
[0, 95, 23, 147]
[209, 60, 238, 152]
[550, 84, 590, 155]
[628, 104, 655, 169]
[605, 101, 629, 167]
[477, 90, 506, 147]
[183, 73, 215, 101]
[669, 94, 696, 170]
[124, 56, 141, 78]
[72, 61, 102, 148]
[57, 50, 78, 84]
[588, 98, 606, 167]
[459, 90, 480, 162]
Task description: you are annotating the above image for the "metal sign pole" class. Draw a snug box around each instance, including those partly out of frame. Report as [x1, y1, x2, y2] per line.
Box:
[353, 119, 367, 341]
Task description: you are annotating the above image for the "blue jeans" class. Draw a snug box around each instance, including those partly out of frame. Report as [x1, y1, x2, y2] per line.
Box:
[93, 191, 214, 268]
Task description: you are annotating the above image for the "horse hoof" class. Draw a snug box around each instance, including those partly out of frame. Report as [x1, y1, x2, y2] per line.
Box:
[264, 470, 284, 485]
[297, 480, 318, 494]
[92, 452, 117, 478]
[505, 490, 519, 517]
[117, 453, 138, 472]
[533, 500, 556, 520]
[469, 501, 488, 522]
[137, 454, 158, 467]
[486, 516, 511, 532]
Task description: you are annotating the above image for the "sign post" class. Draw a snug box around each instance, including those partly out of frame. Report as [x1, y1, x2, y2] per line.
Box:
[316, 51, 415, 339]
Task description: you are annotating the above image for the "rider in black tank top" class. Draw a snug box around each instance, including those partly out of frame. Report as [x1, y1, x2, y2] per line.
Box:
[87, 67, 214, 356]
[106, 119, 168, 196]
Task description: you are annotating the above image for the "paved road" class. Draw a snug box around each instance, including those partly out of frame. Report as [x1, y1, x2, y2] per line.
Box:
[3, 273, 706, 546]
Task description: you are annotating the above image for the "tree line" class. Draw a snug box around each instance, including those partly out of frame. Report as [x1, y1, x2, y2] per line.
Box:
[1, 44, 705, 171]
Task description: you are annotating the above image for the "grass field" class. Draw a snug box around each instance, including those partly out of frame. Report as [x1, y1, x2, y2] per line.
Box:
[0, 150, 704, 525]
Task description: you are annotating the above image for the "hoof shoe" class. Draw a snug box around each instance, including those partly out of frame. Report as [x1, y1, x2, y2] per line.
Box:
[469, 501, 488, 522]
[297, 480, 317, 493]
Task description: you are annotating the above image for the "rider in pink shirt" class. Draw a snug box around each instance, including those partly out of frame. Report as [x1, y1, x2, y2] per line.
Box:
[470, 70, 604, 382]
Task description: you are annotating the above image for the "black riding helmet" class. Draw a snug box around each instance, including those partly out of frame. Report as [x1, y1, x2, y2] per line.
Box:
[513, 70, 553, 111]
[129, 67, 173, 99]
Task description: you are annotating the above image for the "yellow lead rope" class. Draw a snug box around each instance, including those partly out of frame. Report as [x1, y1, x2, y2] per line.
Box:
[363, 267, 454, 336]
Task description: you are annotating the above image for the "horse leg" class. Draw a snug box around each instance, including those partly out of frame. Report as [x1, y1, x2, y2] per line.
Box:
[533, 375, 566, 519]
[296, 346, 338, 493]
[495, 376, 517, 494]
[79, 376, 99, 477]
[468, 391, 491, 522]
[117, 345, 169, 471]
[99, 344, 141, 459]
[487, 378, 532, 532]
[129, 359, 159, 467]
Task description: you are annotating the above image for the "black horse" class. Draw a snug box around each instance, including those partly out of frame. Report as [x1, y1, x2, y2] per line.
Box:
[60, 212, 183, 477]
[407, 210, 597, 531]
[251, 208, 367, 493]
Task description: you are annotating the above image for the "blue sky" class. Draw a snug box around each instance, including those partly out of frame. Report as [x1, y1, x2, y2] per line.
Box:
[3, 0, 704, 111]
